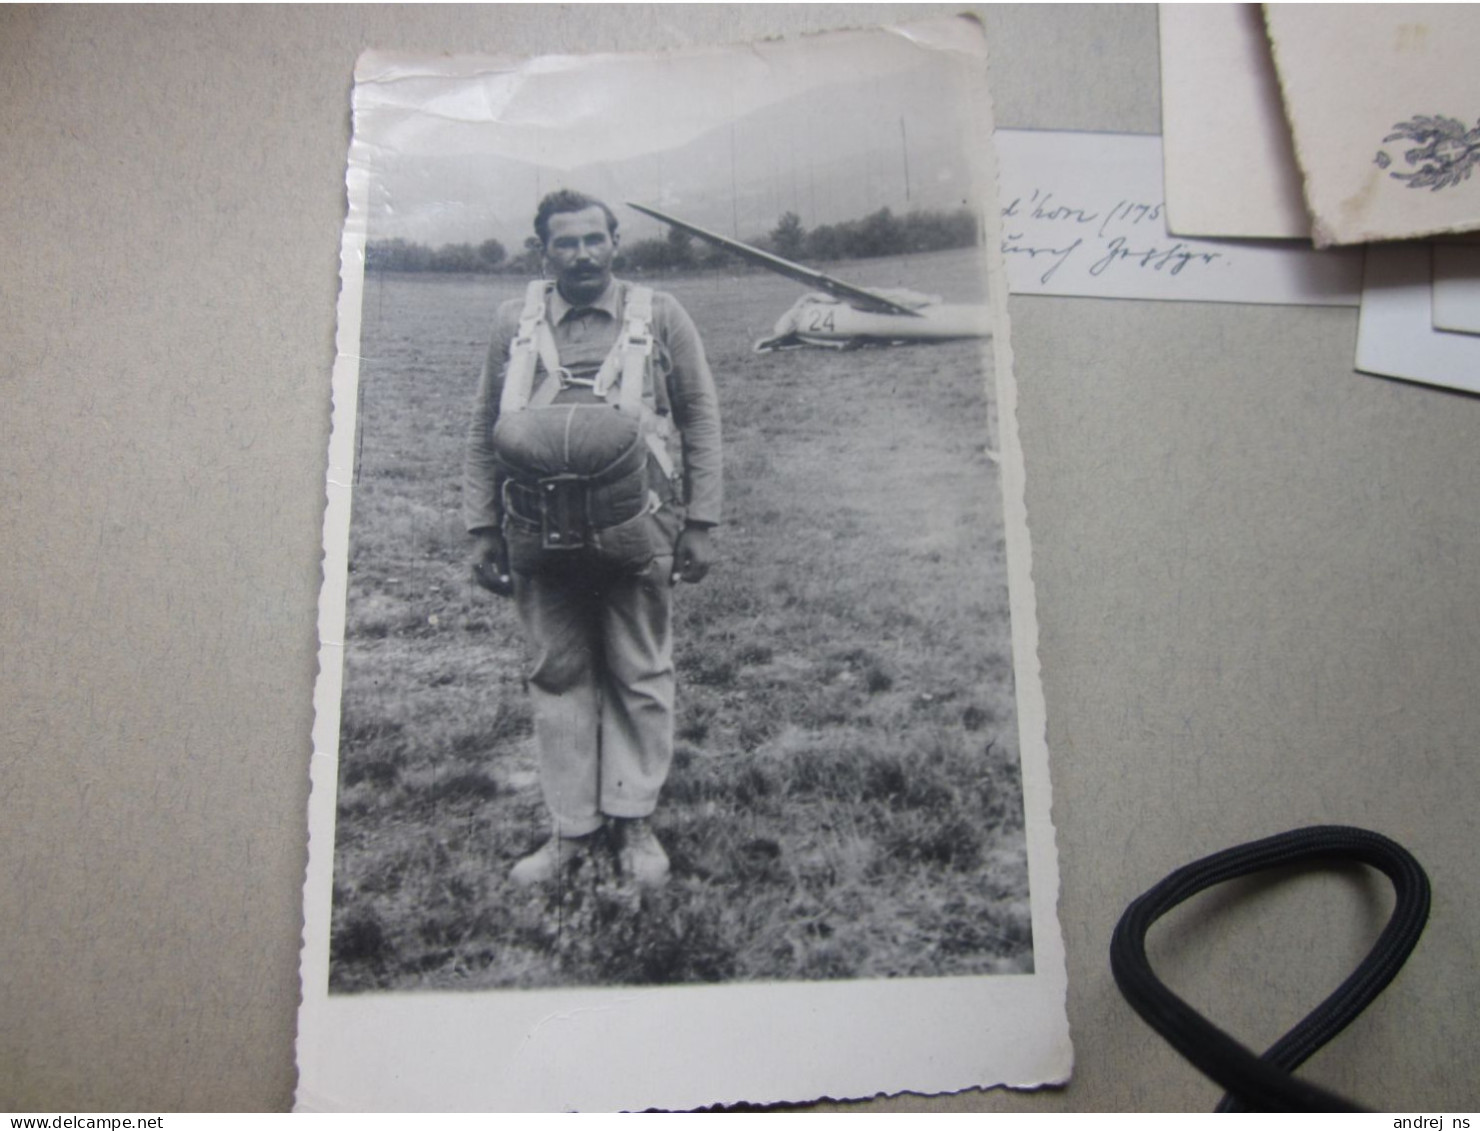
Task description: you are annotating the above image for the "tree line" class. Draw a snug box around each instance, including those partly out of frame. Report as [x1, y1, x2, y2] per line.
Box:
[365, 206, 981, 276]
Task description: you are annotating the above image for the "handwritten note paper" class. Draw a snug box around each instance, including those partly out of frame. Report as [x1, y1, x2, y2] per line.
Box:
[994, 130, 1364, 305]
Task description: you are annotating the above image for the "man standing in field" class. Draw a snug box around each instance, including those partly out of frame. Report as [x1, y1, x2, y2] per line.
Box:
[464, 189, 722, 889]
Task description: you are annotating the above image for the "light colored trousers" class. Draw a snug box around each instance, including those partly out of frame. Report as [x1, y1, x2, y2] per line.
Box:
[514, 555, 676, 837]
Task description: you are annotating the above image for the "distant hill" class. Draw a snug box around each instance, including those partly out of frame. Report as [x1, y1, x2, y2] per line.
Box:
[365, 56, 982, 254]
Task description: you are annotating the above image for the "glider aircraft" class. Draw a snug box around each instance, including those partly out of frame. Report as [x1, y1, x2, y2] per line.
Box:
[627, 202, 993, 353]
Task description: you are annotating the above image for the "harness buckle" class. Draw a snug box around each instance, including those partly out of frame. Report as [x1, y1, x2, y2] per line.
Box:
[537, 475, 589, 551]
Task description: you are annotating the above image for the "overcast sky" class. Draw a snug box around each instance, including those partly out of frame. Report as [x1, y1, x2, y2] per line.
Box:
[353, 19, 990, 252]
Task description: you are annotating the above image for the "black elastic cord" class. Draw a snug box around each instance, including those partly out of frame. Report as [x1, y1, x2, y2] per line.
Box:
[1109, 825, 1431, 1112]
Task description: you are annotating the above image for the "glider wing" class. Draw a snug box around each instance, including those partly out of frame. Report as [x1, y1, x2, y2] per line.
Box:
[626, 202, 925, 318]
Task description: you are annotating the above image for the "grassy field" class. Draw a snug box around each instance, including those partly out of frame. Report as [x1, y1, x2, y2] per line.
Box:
[328, 248, 1031, 991]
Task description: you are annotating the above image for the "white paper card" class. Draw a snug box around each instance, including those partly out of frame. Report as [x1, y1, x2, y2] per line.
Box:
[1264, 5, 1480, 247]
[995, 129, 1363, 305]
[1357, 243, 1480, 395]
[298, 18, 1070, 1112]
[1432, 243, 1480, 335]
[1159, 3, 1311, 239]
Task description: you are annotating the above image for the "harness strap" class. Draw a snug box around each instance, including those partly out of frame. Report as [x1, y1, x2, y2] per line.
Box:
[644, 421, 676, 482]
[607, 287, 675, 481]
[525, 319, 567, 409]
[503, 284, 666, 467]
[590, 332, 622, 399]
[498, 279, 551, 415]
[617, 285, 654, 415]
[589, 284, 653, 406]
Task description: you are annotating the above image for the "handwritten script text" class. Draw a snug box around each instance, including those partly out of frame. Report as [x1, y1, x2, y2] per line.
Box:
[1001, 188, 1223, 287]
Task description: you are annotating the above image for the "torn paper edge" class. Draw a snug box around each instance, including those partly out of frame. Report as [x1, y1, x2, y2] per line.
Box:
[295, 18, 1071, 1111]
[1158, 3, 1313, 240]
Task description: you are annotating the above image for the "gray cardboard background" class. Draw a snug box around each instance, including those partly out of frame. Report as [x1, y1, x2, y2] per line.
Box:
[3, 4, 1476, 1112]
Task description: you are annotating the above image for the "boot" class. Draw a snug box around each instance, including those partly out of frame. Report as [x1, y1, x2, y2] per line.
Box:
[509, 833, 590, 887]
[617, 818, 670, 888]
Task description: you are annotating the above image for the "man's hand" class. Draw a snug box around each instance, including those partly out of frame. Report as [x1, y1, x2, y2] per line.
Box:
[672, 524, 716, 585]
[471, 530, 514, 597]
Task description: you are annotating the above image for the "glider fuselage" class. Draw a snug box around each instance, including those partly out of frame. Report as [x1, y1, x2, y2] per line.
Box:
[758, 293, 993, 351]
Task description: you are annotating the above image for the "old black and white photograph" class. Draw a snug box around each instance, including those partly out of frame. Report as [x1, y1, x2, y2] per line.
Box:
[298, 17, 1067, 1110]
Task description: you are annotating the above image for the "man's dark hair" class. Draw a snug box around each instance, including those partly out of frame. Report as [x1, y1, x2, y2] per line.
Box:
[534, 190, 619, 247]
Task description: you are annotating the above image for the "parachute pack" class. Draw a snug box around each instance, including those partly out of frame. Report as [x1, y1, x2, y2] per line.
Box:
[491, 280, 681, 573]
